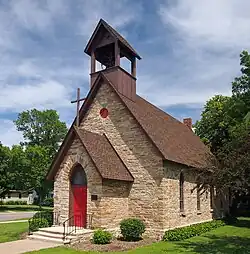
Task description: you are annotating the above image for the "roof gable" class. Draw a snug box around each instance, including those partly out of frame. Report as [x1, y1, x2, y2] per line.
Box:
[84, 19, 141, 60]
[47, 71, 216, 181]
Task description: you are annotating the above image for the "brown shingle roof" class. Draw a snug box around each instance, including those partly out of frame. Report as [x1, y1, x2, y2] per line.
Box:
[84, 19, 141, 60]
[118, 94, 215, 169]
[74, 127, 134, 182]
[47, 72, 215, 181]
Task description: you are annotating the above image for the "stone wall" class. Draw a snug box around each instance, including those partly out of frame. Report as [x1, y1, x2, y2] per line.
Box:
[80, 82, 165, 234]
[53, 138, 103, 228]
[54, 80, 229, 236]
[162, 161, 229, 231]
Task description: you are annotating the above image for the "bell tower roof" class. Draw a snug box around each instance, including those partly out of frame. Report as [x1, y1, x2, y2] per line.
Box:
[84, 19, 141, 61]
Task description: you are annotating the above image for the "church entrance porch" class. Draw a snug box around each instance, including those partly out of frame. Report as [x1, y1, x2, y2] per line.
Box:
[69, 164, 87, 228]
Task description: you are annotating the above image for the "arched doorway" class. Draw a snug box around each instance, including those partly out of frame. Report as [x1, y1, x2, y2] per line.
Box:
[70, 164, 87, 227]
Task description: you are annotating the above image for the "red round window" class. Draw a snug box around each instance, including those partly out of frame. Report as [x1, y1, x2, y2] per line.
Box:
[100, 108, 109, 118]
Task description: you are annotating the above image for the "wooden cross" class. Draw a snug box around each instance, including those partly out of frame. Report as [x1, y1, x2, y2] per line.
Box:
[71, 88, 86, 127]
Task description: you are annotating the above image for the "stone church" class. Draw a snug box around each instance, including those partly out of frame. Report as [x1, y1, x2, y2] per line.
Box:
[47, 19, 229, 236]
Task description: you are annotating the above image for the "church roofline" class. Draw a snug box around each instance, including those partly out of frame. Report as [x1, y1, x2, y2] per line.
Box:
[84, 19, 141, 60]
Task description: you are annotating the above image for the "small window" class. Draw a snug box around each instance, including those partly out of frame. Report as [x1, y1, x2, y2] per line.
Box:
[210, 186, 214, 209]
[19, 193, 22, 199]
[180, 172, 184, 212]
[197, 184, 201, 211]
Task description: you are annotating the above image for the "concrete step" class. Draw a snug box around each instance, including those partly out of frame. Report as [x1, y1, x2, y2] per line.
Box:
[28, 234, 70, 244]
[32, 231, 76, 240]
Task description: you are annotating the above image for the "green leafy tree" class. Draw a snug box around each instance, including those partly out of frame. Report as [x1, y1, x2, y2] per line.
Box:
[216, 123, 250, 194]
[195, 50, 250, 195]
[0, 142, 11, 197]
[194, 95, 232, 153]
[9, 145, 29, 191]
[24, 144, 52, 203]
[14, 109, 68, 158]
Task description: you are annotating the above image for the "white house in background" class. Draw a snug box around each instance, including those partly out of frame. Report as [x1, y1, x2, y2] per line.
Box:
[1, 190, 38, 205]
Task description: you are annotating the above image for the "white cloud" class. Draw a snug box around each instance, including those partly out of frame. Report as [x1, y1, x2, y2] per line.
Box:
[136, 0, 250, 110]
[10, 0, 68, 32]
[0, 119, 24, 147]
[77, 0, 142, 38]
[159, 0, 250, 50]
[0, 80, 72, 113]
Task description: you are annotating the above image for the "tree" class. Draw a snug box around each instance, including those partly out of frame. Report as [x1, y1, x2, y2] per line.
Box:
[0, 142, 11, 197]
[24, 144, 52, 202]
[195, 50, 250, 196]
[216, 123, 250, 194]
[9, 145, 29, 191]
[14, 109, 68, 158]
[194, 95, 232, 153]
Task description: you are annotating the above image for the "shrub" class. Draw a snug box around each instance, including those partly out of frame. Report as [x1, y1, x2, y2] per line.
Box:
[29, 218, 49, 232]
[41, 197, 54, 207]
[120, 218, 146, 241]
[92, 229, 113, 244]
[163, 219, 226, 241]
[5, 200, 27, 205]
[223, 215, 238, 225]
[33, 211, 53, 226]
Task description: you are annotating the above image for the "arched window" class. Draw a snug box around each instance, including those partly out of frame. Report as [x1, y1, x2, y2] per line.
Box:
[210, 185, 214, 209]
[197, 184, 201, 211]
[180, 172, 184, 212]
[70, 164, 87, 186]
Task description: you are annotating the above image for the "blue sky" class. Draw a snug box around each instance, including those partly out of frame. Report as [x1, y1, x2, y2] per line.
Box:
[0, 0, 250, 147]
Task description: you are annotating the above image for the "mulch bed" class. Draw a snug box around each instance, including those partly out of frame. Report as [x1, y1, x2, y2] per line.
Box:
[72, 238, 158, 252]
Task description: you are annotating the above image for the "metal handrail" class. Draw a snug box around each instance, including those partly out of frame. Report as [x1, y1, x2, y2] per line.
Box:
[62, 213, 93, 240]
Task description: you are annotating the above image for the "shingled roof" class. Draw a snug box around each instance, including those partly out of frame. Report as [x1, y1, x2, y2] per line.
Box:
[119, 94, 215, 169]
[75, 127, 133, 182]
[47, 72, 215, 182]
[84, 19, 141, 60]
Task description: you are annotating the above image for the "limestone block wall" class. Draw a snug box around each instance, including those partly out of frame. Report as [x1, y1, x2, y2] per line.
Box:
[100, 180, 131, 228]
[80, 82, 165, 234]
[162, 161, 229, 230]
[54, 138, 103, 228]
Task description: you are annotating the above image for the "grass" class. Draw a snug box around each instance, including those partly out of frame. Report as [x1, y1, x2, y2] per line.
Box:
[0, 221, 28, 243]
[26, 217, 250, 254]
[0, 205, 52, 212]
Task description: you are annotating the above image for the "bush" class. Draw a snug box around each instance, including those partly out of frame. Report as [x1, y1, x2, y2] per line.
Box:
[5, 200, 27, 205]
[163, 219, 226, 241]
[92, 229, 113, 244]
[33, 211, 53, 226]
[29, 218, 49, 232]
[120, 218, 146, 241]
[40, 197, 54, 207]
[33, 197, 40, 206]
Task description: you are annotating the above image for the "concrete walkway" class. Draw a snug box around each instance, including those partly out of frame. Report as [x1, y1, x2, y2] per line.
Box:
[0, 220, 28, 224]
[0, 239, 61, 254]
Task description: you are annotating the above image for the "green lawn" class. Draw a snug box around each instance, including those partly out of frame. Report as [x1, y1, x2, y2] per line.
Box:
[0, 205, 52, 212]
[26, 217, 250, 254]
[0, 221, 28, 243]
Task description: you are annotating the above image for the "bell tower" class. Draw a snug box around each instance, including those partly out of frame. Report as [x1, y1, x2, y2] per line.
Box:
[84, 19, 141, 101]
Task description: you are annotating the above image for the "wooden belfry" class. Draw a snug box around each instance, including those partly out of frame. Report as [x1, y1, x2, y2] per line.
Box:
[71, 88, 86, 127]
[84, 19, 141, 101]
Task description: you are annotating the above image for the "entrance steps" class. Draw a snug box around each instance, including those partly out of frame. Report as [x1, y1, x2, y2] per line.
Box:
[28, 226, 94, 244]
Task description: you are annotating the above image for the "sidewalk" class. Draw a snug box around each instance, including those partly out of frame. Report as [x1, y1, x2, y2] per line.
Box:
[0, 239, 61, 254]
[0, 220, 28, 224]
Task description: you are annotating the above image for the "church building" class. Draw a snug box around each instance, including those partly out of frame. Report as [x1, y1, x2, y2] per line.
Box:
[47, 19, 229, 237]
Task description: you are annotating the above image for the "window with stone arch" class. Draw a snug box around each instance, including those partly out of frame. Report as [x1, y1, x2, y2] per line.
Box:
[70, 164, 87, 186]
[196, 176, 201, 211]
[180, 172, 184, 212]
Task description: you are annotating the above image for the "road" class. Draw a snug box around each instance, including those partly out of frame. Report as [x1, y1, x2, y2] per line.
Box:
[0, 212, 36, 221]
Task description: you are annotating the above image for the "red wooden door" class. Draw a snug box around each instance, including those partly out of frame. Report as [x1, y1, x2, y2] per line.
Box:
[72, 186, 87, 227]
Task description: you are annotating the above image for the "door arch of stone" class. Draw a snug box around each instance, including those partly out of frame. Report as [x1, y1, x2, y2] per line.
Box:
[69, 163, 87, 227]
